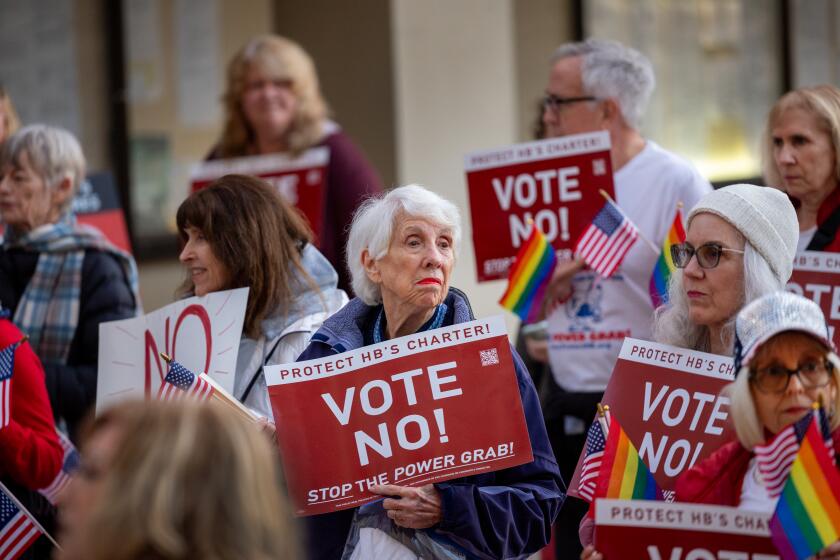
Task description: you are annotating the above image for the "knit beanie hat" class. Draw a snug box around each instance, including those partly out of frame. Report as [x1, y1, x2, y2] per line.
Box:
[687, 184, 798, 284]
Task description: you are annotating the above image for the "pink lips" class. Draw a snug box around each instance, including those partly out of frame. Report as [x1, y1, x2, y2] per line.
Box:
[687, 291, 704, 298]
[417, 278, 441, 285]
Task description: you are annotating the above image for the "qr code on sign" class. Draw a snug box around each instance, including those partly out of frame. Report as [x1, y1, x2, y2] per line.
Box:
[480, 348, 499, 366]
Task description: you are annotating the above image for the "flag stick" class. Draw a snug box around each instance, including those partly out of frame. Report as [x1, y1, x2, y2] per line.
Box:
[0, 480, 62, 551]
[202, 374, 259, 423]
[596, 403, 610, 438]
[598, 189, 660, 256]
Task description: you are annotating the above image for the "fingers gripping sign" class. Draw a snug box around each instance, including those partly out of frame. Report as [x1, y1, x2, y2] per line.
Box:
[371, 484, 442, 529]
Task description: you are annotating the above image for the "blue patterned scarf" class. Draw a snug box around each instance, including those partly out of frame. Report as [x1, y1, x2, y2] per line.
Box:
[3, 213, 141, 364]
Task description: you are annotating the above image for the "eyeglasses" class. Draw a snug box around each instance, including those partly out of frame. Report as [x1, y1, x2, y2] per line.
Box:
[542, 94, 599, 112]
[670, 242, 745, 269]
[750, 358, 833, 394]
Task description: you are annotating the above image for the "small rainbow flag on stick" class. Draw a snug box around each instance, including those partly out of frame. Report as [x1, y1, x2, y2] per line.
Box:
[768, 404, 840, 560]
[593, 408, 661, 504]
[649, 207, 685, 309]
[499, 223, 557, 323]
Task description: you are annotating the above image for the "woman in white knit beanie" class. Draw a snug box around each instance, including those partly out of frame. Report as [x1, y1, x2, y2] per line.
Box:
[652, 183, 799, 355]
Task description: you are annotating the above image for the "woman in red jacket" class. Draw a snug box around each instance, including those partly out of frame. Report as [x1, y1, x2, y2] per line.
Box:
[584, 291, 840, 560]
[676, 291, 840, 557]
[0, 313, 64, 558]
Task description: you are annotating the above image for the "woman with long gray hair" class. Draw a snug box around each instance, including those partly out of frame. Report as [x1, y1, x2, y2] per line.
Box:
[652, 183, 798, 355]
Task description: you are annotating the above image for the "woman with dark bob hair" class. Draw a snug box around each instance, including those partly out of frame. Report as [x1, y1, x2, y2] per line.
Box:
[55, 400, 299, 559]
[298, 184, 563, 560]
[208, 34, 382, 294]
[176, 174, 347, 417]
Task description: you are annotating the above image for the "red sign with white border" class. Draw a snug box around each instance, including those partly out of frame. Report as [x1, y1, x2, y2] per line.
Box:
[190, 148, 328, 243]
[465, 131, 614, 282]
[568, 338, 735, 499]
[265, 315, 533, 516]
[595, 499, 779, 559]
[788, 250, 840, 349]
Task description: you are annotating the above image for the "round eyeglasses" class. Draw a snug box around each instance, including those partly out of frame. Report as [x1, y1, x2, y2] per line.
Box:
[750, 358, 833, 394]
[670, 242, 745, 269]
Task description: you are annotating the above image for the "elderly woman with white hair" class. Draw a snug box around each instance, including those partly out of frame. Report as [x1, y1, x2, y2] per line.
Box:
[298, 184, 564, 560]
[0, 125, 140, 440]
[652, 183, 800, 355]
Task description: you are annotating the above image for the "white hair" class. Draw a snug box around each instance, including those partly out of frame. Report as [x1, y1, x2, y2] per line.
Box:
[727, 351, 840, 450]
[1, 124, 86, 204]
[347, 184, 462, 305]
[652, 242, 781, 353]
[552, 38, 655, 130]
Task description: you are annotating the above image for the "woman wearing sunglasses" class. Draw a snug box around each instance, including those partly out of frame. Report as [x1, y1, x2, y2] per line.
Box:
[652, 183, 799, 355]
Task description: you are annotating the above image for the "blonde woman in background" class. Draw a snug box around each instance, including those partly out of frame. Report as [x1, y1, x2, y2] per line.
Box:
[56, 400, 299, 560]
[0, 86, 20, 144]
[761, 84, 840, 252]
[208, 34, 383, 294]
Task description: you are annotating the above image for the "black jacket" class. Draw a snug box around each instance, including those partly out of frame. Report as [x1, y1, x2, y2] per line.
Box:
[0, 247, 137, 440]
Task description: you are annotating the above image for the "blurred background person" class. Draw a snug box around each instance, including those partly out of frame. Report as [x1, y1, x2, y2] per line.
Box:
[653, 183, 799, 354]
[0, 125, 140, 441]
[299, 184, 563, 559]
[176, 174, 346, 418]
[0, 85, 20, 145]
[55, 399, 298, 560]
[209, 34, 383, 294]
[762, 84, 840, 252]
[0, 312, 63, 560]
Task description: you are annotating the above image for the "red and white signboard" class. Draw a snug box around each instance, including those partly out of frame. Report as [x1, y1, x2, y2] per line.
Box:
[595, 499, 779, 559]
[788, 251, 840, 349]
[265, 315, 533, 516]
[569, 338, 735, 499]
[96, 288, 248, 413]
[190, 148, 328, 242]
[465, 131, 614, 282]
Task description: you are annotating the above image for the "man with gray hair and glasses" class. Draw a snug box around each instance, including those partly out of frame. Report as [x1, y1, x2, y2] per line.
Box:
[533, 39, 712, 557]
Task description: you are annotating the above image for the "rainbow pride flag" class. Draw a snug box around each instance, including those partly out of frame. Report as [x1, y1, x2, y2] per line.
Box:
[499, 224, 557, 323]
[770, 408, 840, 560]
[594, 414, 661, 502]
[649, 208, 685, 309]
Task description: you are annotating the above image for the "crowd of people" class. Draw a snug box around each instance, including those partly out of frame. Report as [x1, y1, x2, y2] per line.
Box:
[1, 31, 840, 560]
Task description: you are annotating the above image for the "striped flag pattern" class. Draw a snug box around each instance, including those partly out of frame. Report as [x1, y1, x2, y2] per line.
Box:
[0, 487, 42, 560]
[768, 407, 840, 560]
[579, 418, 607, 501]
[574, 200, 638, 277]
[38, 431, 80, 505]
[0, 340, 19, 429]
[157, 360, 214, 401]
[754, 406, 834, 498]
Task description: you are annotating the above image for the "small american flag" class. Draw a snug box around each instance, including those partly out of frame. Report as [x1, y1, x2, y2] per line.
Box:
[0, 341, 19, 429]
[0, 486, 42, 560]
[754, 406, 834, 497]
[157, 360, 214, 401]
[38, 431, 80, 505]
[575, 200, 638, 277]
[578, 417, 608, 502]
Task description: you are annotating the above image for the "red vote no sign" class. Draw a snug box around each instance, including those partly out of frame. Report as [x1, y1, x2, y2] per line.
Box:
[265, 316, 533, 516]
